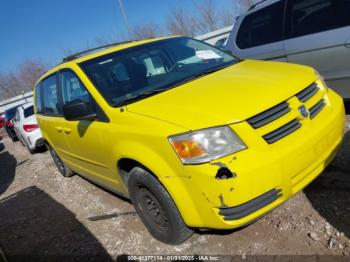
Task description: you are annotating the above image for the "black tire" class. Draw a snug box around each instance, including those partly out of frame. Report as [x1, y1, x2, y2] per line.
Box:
[49, 147, 74, 177]
[128, 167, 193, 245]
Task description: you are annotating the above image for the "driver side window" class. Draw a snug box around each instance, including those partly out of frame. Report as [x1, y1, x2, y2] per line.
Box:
[61, 70, 91, 105]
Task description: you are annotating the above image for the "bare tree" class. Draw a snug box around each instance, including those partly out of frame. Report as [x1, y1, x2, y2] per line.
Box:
[233, 0, 258, 15]
[221, 9, 236, 27]
[167, 7, 199, 37]
[194, 0, 220, 34]
[241, 0, 257, 10]
[0, 59, 47, 100]
[17, 59, 47, 91]
[132, 22, 162, 40]
[0, 73, 21, 99]
[220, 0, 259, 27]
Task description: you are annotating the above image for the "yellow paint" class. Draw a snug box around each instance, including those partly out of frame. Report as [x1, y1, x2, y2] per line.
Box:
[34, 37, 345, 229]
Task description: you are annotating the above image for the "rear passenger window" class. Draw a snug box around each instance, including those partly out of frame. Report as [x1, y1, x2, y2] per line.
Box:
[24, 106, 34, 118]
[42, 74, 61, 116]
[286, 0, 350, 39]
[236, 1, 285, 49]
[34, 83, 43, 113]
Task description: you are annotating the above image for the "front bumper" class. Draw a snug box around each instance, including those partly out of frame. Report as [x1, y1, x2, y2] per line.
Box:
[160, 89, 345, 229]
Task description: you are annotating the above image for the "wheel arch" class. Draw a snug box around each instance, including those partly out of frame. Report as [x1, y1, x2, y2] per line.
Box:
[114, 142, 205, 227]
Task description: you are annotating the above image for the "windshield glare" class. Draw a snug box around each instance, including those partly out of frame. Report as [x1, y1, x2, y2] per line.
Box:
[80, 37, 237, 106]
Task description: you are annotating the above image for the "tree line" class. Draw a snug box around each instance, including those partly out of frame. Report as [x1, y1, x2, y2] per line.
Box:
[0, 60, 47, 100]
[132, 0, 256, 39]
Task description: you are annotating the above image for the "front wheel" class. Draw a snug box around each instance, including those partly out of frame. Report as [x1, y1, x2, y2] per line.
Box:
[49, 147, 74, 177]
[128, 167, 193, 245]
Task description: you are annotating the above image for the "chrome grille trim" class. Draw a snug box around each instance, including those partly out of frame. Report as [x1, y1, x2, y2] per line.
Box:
[296, 83, 319, 102]
[263, 119, 301, 144]
[309, 99, 326, 119]
[247, 102, 290, 128]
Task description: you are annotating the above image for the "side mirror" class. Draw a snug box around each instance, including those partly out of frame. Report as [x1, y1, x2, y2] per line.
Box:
[63, 100, 96, 121]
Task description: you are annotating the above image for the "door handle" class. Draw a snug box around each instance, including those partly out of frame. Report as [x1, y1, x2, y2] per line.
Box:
[55, 126, 63, 132]
[63, 127, 71, 134]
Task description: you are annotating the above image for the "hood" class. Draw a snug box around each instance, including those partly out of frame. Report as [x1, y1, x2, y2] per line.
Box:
[126, 60, 317, 130]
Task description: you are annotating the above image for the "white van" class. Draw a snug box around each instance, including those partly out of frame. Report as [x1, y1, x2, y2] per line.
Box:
[226, 0, 350, 99]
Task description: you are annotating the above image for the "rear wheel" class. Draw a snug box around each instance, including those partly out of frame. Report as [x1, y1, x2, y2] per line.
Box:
[128, 167, 193, 245]
[49, 147, 74, 177]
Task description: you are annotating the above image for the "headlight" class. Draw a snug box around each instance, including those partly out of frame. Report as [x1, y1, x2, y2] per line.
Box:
[169, 126, 246, 164]
[315, 70, 328, 91]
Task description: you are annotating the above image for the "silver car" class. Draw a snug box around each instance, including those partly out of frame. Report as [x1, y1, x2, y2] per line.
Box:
[226, 0, 350, 99]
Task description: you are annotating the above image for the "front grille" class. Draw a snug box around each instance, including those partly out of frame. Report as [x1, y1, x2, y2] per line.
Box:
[296, 83, 319, 102]
[309, 99, 326, 119]
[247, 102, 290, 128]
[219, 189, 282, 220]
[263, 119, 301, 144]
[246, 82, 324, 144]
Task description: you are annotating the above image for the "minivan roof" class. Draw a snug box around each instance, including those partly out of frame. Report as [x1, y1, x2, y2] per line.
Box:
[37, 36, 177, 84]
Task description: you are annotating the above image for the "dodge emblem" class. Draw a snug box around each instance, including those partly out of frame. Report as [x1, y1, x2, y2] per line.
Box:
[298, 105, 309, 118]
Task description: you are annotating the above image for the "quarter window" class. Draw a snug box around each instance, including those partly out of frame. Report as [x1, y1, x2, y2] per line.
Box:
[42, 74, 61, 116]
[24, 106, 34, 118]
[236, 1, 285, 49]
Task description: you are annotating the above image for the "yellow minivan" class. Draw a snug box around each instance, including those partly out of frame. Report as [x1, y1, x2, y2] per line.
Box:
[34, 36, 345, 244]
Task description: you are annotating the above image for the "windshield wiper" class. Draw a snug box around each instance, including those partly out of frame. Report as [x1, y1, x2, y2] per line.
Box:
[199, 62, 235, 75]
[113, 89, 168, 107]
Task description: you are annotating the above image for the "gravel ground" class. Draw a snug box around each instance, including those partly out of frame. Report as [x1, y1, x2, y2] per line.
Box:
[0, 116, 350, 261]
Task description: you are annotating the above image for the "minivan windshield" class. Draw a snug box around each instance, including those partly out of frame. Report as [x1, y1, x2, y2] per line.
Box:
[80, 37, 238, 106]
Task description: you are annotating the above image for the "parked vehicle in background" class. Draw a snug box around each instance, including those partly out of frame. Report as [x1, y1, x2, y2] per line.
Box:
[214, 37, 228, 50]
[12, 103, 44, 154]
[0, 114, 5, 128]
[226, 0, 350, 99]
[196, 25, 233, 50]
[35, 36, 344, 245]
[4, 105, 23, 141]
